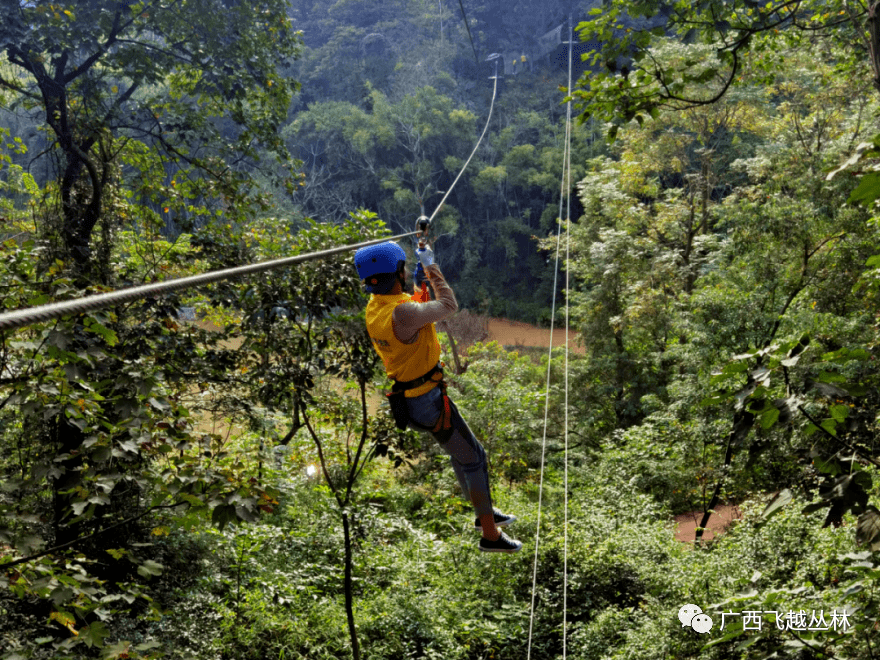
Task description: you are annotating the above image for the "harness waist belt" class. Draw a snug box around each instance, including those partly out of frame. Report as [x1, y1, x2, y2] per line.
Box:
[391, 363, 443, 392]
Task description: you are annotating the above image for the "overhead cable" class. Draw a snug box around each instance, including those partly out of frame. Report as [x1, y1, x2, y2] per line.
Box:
[0, 230, 421, 333]
[457, 0, 479, 62]
[425, 55, 499, 227]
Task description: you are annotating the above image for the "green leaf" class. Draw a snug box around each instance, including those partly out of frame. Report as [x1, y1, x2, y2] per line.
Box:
[81, 621, 110, 649]
[817, 371, 846, 383]
[235, 504, 258, 524]
[102, 642, 131, 659]
[830, 404, 849, 423]
[760, 489, 792, 522]
[723, 361, 749, 373]
[84, 317, 118, 346]
[820, 418, 838, 437]
[844, 581, 864, 597]
[136, 559, 164, 578]
[135, 641, 162, 652]
[91, 446, 111, 462]
[812, 455, 841, 476]
[848, 171, 880, 207]
[857, 507, 880, 550]
[211, 504, 238, 530]
[760, 407, 780, 430]
[71, 500, 91, 516]
[845, 384, 868, 397]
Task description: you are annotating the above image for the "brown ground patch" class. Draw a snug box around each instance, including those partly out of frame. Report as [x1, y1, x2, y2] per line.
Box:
[673, 504, 743, 542]
[486, 318, 584, 354]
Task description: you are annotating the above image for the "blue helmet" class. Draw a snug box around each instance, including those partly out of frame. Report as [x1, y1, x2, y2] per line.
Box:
[354, 241, 406, 294]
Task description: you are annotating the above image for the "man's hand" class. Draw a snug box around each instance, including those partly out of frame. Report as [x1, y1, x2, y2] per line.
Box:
[414, 261, 426, 288]
[417, 245, 434, 268]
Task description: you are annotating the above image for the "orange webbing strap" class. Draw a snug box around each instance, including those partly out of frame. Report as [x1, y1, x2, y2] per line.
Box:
[410, 281, 430, 303]
[429, 375, 453, 434]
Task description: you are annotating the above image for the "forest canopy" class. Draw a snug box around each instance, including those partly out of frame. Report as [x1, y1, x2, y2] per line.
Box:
[1, 1, 879, 659]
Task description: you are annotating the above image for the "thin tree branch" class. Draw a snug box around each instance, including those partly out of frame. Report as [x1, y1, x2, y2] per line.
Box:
[0, 74, 40, 101]
[1, 502, 188, 570]
[798, 405, 880, 469]
[303, 408, 342, 505]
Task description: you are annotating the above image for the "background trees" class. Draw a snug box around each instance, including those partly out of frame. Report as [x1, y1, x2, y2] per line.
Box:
[2, 0, 880, 659]
[0, 0, 301, 269]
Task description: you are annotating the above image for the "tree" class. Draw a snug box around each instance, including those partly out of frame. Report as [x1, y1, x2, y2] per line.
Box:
[559, 43, 880, 543]
[228, 210, 422, 660]
[288, 86, 473, 236]
[0, 0, 301, 268]
[571, 0, 877, 137]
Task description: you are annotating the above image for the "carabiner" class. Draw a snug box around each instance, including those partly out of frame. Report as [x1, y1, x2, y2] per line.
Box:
[416, 215, 431, 247]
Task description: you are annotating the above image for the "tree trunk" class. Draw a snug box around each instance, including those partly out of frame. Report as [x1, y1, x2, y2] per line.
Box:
[51, 416, 85, 547]
[341, 512, 361, 660]
[60, 147, 105, 268]
[442, 322, 464, 374]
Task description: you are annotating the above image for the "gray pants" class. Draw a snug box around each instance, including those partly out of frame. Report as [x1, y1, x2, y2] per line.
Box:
[405, 385, 494, 517]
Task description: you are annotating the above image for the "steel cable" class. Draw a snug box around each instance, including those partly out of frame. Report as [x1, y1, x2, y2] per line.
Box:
[1, 43, 501, 334]
[0, 230, 420, 333]
[425, 58, 498, 227]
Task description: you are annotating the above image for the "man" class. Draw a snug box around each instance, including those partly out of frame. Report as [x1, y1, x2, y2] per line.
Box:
[354, 240, 522, 553]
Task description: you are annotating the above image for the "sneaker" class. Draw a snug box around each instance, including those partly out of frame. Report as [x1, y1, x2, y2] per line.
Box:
[474, 509, 517, 530]
[479, 532, 523, 553]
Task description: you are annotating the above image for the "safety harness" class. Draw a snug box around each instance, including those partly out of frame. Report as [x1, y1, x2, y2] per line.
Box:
[386, 362, 453, 438]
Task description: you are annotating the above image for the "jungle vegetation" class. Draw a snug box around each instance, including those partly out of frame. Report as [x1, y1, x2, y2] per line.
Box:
[0, 0, 879, 659]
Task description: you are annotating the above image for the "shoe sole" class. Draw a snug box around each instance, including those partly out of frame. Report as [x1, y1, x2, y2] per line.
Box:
[474, 514, 517, 530]
[479, 542, 523, 553]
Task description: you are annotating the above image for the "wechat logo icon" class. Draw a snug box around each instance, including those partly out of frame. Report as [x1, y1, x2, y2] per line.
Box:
[679, 604, 713, 634]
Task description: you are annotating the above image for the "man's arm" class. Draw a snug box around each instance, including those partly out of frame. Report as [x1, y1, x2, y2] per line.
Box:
[392, 264, 457, 344]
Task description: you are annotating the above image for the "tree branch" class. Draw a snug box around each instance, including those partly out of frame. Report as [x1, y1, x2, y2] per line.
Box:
[1, 502, 188, 570]
[62, 0, 170, 85]
[0, 75, 40, 101]
[303, 408, 342, 505]
[798, 405, 880, 469]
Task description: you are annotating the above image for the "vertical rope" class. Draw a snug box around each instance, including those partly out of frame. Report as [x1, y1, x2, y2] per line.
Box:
[527, 18, 575, 660]
[526, 163, 562, 660]
[562, 16, 574, 660]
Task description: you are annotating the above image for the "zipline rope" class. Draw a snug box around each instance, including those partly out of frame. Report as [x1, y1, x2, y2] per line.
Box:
[0, 53, 501, 334]
[527, 16, 574, 660]
[425, 57, 498, 227]
[0, 230, 421, 333]
[456, 0, 479, 62]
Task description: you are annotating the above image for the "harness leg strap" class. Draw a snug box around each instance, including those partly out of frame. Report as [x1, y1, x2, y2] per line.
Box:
[430, 381, 453, 435]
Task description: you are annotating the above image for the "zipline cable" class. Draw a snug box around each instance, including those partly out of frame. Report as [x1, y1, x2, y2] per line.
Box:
[0, 230, 421, 333]
[456, 0, 479, 62]
[425, 56, 499, 228]
[0, 51, 501, 334]
[527, 15, 574, 660]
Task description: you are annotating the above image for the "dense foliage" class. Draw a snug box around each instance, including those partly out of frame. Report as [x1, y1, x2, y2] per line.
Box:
[1, 1, 879, 659]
